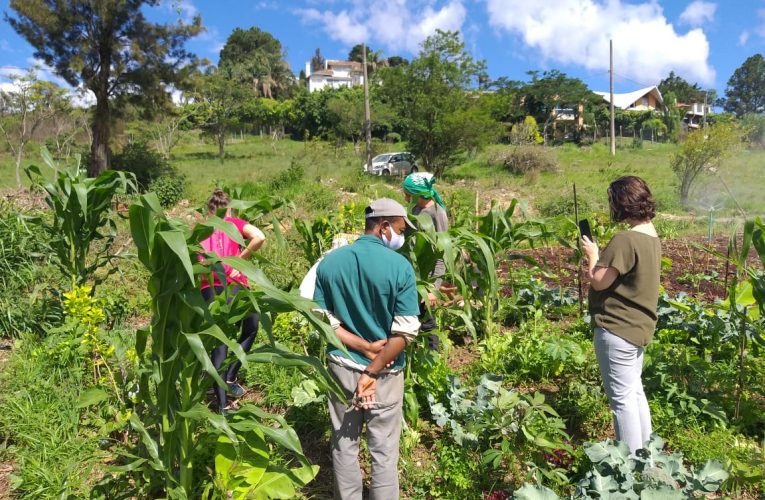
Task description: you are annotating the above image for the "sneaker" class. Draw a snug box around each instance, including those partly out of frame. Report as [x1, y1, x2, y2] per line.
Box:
[228, 382, 245, 399]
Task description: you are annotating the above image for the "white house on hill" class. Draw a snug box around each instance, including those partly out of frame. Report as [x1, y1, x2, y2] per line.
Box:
[305, 60, 365, 93]
[594, 86, 665, 112]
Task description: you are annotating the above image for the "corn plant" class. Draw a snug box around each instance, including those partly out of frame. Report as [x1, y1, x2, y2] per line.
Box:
[405, 199, 551, 339]
[712, 218, 765, 420]
[124, 193, 346, 498]
[25, 147, 136, 287]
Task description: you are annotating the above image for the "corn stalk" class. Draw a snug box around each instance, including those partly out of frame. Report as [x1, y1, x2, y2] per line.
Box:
[124, 193, 346, 498]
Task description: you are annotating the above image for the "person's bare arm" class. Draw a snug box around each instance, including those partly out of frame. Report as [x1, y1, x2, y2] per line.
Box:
[238, 224, 266, 259]
[334, 325, 387, 361]
[581, 236, 619, 290]
[355, 335, 408, 408]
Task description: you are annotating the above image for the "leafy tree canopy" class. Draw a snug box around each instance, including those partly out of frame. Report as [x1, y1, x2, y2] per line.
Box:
[6, 0, 202, 175]
[724, 53, 765, 117]
[658, 71, 705, 104]
[379, 30, 498, 176]
[219, 26, 294, 99]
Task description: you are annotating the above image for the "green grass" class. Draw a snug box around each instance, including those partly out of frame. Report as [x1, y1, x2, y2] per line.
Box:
[3, 133, 764, 225]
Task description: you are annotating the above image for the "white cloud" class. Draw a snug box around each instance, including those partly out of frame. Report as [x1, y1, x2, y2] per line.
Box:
[739, 31, 750, 46]
[296, 0, 467, 54]
[757, 8, 765, 39]
[486, 0, 715, 86]
[679, 1, 716, 27]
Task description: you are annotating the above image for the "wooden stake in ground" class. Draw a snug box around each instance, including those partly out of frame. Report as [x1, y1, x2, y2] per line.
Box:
[574, 182, 584, 317]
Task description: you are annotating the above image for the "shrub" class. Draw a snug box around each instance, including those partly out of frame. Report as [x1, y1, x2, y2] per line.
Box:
[112, 141, 173, 189]
[539, 194, 591, 218]
[148, 173, 186, 208]
[385, 132, 401, 143]
[490, 145, 558, 175]
[742, 113, 765, 148]
[509, 116, 544, 145]
[269, 160, 305, 191]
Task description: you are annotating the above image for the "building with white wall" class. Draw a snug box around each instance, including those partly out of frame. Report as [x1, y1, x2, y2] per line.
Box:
[305, 60, 365, 93]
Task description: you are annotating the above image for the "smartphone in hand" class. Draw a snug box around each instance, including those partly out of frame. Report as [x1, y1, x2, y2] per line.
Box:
[578, 219, 592, 241]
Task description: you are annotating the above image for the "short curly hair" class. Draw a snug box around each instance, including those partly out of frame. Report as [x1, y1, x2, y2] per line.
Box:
[607, 176, 656, 222]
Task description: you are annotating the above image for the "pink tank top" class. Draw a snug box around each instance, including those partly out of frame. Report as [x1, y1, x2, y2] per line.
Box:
[199, 216, 249, 289]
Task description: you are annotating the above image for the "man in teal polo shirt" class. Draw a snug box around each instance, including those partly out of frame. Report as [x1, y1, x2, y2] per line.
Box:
[314, 198, 421, 500]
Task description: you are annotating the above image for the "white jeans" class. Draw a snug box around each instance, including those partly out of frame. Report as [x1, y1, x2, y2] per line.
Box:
[594, 327, 652, 454]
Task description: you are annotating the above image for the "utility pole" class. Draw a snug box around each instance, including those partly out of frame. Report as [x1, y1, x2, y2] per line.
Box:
[610, 39, 616, 156]
[362, 43, 372, 172]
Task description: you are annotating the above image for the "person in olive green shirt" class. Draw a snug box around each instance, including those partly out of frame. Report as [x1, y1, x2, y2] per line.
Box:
[581, 176, 661, 455]
[314, 198, 421, 500]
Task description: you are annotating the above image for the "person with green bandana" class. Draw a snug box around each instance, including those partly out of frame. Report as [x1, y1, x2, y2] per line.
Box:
[403, 172, 449, 349]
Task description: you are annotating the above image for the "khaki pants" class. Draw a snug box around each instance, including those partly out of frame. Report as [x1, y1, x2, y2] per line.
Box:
[328, 361, 404, 500]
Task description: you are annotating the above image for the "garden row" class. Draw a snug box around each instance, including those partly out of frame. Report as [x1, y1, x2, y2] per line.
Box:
[0, 153, 763, 498]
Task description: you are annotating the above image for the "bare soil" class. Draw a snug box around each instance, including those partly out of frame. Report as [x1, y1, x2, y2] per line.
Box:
[515, 234, 762, 302]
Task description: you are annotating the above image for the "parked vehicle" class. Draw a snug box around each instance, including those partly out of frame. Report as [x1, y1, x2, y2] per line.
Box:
[363, 152, 418, 176]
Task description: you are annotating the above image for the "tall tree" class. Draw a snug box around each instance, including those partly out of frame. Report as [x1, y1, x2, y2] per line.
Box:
[324, 87, 394, 151]
[187, 66, 253, 161]
[519, 70, 596, 144]
[385, 56, 408, 68]
[380, 30, 498, 176]
[219, 27, 294, 100]
[348, 43, 383, 73]
[310, 48, 326, 71]
[658, 71, 705, 104]
[724, 54, 765, 117]
[0, 69, 66, 186]
[7, 0, 202, 176]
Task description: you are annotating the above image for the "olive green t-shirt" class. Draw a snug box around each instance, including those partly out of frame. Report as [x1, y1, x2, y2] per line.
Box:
[588, 231, 661, 347]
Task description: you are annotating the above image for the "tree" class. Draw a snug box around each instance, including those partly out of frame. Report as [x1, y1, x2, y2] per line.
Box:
[671, 122, 744, 207]
[0, 69, 66, 186]
[724, 54, 765, 117]
[324, 87, 394, 151]
[658, 71, 705, 104]
[311, 48, 326, 71]
[348, 44, 384, 74]
[7, 0, 202, 176]
[219, 27, 295, 100]
[385, 56, 408, 67]
[661, 91, 682, 142]
[379, 30, 499, 176]
[642, 117, 667, 143]
[188, 67, 253, 160]
[518, 70, 597, 144]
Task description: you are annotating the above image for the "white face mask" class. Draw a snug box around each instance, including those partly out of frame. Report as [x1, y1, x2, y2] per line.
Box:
[382, 224, 405, 251]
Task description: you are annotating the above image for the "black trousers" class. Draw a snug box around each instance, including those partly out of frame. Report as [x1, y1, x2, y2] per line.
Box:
[201, 285, 259, 409]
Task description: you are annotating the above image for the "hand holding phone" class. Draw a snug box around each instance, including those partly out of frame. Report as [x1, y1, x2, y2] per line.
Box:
[578, 219, 592, 241]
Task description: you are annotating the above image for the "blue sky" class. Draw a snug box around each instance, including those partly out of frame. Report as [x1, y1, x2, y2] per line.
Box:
[1, 0, 763, 98]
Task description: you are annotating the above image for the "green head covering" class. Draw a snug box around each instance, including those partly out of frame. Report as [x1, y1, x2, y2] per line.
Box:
[403, 172, 446, 208]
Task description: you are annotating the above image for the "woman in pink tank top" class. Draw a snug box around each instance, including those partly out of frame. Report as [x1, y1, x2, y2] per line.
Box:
[200, 188, 266, 412]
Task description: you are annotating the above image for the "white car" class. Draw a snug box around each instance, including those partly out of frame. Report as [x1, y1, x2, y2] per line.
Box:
[363, 152, 418, 176]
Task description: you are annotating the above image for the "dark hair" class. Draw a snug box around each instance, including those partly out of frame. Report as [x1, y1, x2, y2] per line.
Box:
[364, 215, 403, 232]
[207, 188, 230, 214]
[607, 176, 656, 222]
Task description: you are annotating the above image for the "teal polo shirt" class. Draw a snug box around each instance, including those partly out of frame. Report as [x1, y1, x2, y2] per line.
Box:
[314, 235, 420, 369]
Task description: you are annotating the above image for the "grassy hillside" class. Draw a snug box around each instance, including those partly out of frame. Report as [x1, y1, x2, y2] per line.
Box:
[3, 134, 764, 218]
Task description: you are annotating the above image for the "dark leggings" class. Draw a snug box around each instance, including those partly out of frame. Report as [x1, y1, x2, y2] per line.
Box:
[202, 285, 259, 409]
